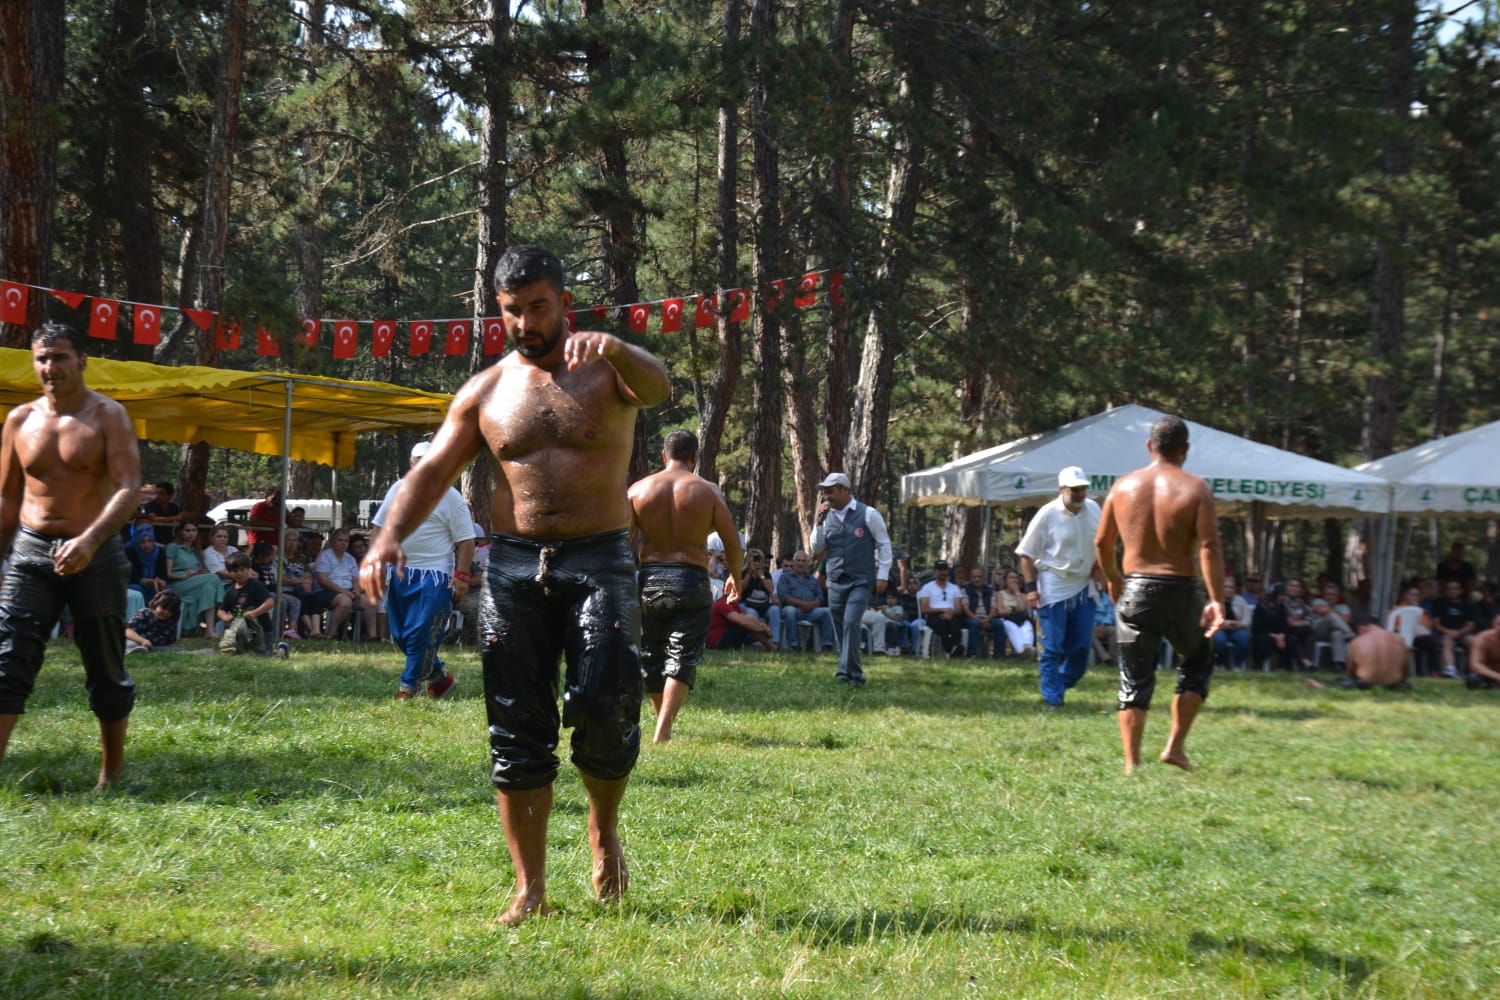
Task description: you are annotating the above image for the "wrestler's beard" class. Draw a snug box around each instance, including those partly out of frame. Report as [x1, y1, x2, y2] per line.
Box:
[515, 319, 565, 359]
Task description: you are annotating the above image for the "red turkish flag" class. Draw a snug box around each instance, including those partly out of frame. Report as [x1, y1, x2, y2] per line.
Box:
[215, 318, 234, 349]
[224, 321, 242, 350]
[660, 298, 684, 334]
[628, 303, 650, 334]
[694, 294, 717, 329]
[131, 305, 161, 345]
[372, 320, 395, 358]
[256, 327, 279, 356]
[482, 317, 507, 355]
[444, 320, 471, 356]
[48, 289, 86, 310]
[565, 311, 577, 333]
[88, 299, 120, 340]
[0, 281, 29, 324]
[332, 321, 358, 359]
[409, 320, 434, 356]
[764, 279, 786, 311]
[182, 308, 215, 332]
[590, 304, 610, 324]
[795, 272, 819, 308]
[727, 288, 750, 323]
[828, 271, 845, 306]
[299, 318, 320, 349]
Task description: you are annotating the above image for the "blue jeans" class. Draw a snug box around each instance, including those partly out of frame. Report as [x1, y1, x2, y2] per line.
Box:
[1037, 592, 1095, 705]
[1213, 627, 1250, 669]
[780, 605, 834, 650]
[387, 567, 453, 690]
[743, 604, 781, 645]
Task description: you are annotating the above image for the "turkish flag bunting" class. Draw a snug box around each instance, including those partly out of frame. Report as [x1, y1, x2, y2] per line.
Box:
[333, 321, 358, 359]
[482, 317, 507, 355]
[131, 305, 161, 345]
[222, 321, 242, 350]
[565, 311, 577, 333]
[628, 303, 651, 334]
[764, 279, 786, 310]
[795, 272, 819, 308]
[444, 320, 471, 356]
[300, 318, 320, 348]
[182, 308, 215, 332]
[727, 288, 750, 323]
[256, 327, 279, 356]
[0, 282, 29, 324]
[828, 271, 845, 306]
[48, 289, 86, 310]
[695, 294, 717, 328]
[590, 304, 610, 324]
[409, 320, 434, 356]
[214, 318, 233, 349]
[372, 320, 395, 358]
[660, 298, 684, 334]
[89, 299, 120, 340]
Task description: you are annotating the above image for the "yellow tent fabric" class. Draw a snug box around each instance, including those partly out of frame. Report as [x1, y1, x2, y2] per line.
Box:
[0, 348, 453, 467]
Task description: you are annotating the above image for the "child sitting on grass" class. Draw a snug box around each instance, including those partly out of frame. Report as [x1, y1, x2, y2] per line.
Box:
[125, 590, 182, 654]
[218, 552, 274, 656]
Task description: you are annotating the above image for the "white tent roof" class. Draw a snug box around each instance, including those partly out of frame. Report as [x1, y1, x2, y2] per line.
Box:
[1354, 419, 1500, 516]
[900, 404, 1390, 517]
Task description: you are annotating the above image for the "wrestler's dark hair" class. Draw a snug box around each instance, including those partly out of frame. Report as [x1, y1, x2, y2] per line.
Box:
[31, 321, 86, 355]
[1354, 613, 1379, 629]
[493, 245, 565, 292]
[664, 429, 698, 461]
[148, 590, 182, 614]
[1150, 415, 1190, 456]
[225, 552, 252, 571]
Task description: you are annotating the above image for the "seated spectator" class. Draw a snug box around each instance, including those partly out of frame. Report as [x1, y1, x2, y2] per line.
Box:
[125, 590, 182, 654]
[707, 592, 775, 651]
[1251, 585, 1293, 670]
[1466, 613, 1500, 690]
[165, 521, 224, 636]
[143, 480, 183, 545]
[962, 566, 1003, 657]
[1241, 571, 1264, 609]
[217, 552, 275, 656]
[1282, 578, 1316, 668]
[1213, 576, 1252, 669]
[1306, 615, 1411, 691]
[994, 570, 1035, 657]
[918, 560, 968, 658]
[314, 529, 372, 639]
[1310, 598, 1356, 670]
[203, 524, 239, 582]
[1385, 584, 1435, 676]
[251, 540, 302, 637]
[127, 526, 168, 604]
[1319, 581, 1354, 625]
[346, 534, 386, 640]
[738, 549, 781, 645]
[775, 550, 834, 651]
[1431, 578, 1479, 679]
[1093, 573, 1118, 666]
[279, 534, 324, 639]
[895, 575, 926, 655]
[874, 588, 906, 655]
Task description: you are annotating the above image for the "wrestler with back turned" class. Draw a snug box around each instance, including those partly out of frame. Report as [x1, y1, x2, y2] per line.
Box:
[0, 323, 143, 791]
[1095, 415, 1225, 774]
[359, 245, 669, 925]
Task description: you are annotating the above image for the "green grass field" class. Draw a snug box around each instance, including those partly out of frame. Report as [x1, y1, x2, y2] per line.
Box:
[2, 641, 1497, 999]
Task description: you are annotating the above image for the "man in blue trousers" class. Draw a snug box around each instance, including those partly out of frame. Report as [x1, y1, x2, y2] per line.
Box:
[810, 472, 892, 687]
[372, 441, 476, 699]
[1016, 466, 1101, 707]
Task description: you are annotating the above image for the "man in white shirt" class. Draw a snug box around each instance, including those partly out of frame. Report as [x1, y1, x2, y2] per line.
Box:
[372, 441, 476, 699]
[917, 560, 969, 657]
[1016, 466, 1101, 706]
[810, 472, 893, 686]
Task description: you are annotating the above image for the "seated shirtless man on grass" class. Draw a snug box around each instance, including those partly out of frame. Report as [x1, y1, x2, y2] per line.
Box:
[1095, 415, 1225, 774]
[1466, 613, 1500, 690]
[1305, 615, 1411, 691]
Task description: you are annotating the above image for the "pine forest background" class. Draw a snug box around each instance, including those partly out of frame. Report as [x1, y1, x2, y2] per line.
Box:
[2, 0, 1498, 586]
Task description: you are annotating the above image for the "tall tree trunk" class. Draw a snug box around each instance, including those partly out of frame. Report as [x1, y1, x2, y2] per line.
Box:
[462, 0, 513, 530]
[1361, 3, 1415, 464]
[107, 0, 164, 363]
[179, 0, 247, 518]
[821, 0, 857, 472]
[848, 71, 925, 507]
[744, 0, 783, 554]
[696, 0, 743, 484]
[0, 0, 64, 346]
[1431, 229, 1456, 439]
[154, 223, 200, 367]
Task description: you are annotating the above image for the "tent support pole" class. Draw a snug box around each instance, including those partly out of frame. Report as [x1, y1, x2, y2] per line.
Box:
[273, 379, 292, 639]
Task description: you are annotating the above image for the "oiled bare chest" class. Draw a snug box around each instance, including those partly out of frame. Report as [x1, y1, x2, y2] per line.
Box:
[481, 366, 618, 460]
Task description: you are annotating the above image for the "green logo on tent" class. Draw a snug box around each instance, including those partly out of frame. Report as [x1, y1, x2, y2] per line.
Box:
[1421, 489, 1433, 502]
[1013, 475, 1027, 491]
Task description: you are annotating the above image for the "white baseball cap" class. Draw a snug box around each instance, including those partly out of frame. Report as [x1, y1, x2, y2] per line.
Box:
[818, 472, 852, 489]
[1058, 466, 1089, 488]
[410, 441, 431, 460]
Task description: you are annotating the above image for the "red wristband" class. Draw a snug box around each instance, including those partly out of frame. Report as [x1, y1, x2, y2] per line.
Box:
[453, 570, 471, 582]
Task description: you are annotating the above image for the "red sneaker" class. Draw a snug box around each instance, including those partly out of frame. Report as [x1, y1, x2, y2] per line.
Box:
[428, 674, 458, 700]
[396, 686, 418, 700]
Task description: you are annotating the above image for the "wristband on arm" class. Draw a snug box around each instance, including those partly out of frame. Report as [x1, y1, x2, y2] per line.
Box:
[1023, 580, 1037, 594]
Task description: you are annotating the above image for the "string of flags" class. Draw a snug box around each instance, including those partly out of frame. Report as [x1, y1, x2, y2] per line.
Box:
[0, 269, 846, 360]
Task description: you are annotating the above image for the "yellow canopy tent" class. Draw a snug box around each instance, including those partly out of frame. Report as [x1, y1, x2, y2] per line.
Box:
[0, 347, 453, 467]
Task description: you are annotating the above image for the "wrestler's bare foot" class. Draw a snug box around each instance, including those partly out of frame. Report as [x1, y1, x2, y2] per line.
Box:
[592, 838, 630, 901]
[1158, 749, 1198, 771]
[496, 890, 550, 926]
[1303, 677, 1327, 689]
[92, 770, 123, 792]
[1123, 758, 1139, 775]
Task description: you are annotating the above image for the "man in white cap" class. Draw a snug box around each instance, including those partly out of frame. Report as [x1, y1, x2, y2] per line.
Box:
[810, 471, 892, 686]
[1016, 465, 1101, 706]
[370, 440, 476, 699]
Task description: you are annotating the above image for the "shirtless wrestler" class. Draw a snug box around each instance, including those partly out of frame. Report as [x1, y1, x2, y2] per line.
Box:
[1305, 615, 1411, 691]
[1095, 415, 1225, 774]
[1467, 613, 1500, 689]
[628, 429, 742, 744]
[359, 245, 669, 925]
[0, 323, 143, 791]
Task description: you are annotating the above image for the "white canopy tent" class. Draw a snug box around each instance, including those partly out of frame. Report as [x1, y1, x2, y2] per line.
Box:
[1354, 419, 1500, 517]
[901, 404, 1390, 517]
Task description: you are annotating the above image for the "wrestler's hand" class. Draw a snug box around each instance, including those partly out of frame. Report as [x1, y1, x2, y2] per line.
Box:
[723, 574, 741, 603]
[563, 331, 622, 371]
[1105, 576, 1123, 601]
[1202, 600, 1224, 638]
[52, 537, 96, 576]
[875, 578, 888, 597]
[1026, 590, 1040, 610]
[359, 536, 405, 602]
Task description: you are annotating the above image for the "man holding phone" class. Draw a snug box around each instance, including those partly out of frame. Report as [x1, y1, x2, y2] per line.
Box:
[810, 472, 892, 687]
